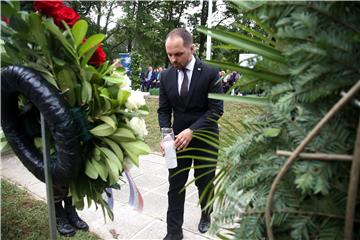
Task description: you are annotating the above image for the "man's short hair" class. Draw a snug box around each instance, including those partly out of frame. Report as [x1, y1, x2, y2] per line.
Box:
[166, 28, 193, 47]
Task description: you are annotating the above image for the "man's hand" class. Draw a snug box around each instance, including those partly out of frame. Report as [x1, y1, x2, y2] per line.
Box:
[174, 128, 193, 150]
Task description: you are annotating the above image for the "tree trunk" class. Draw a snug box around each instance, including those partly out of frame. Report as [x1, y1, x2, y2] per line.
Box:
[175, 1, 186, 28]
[103, 1, 115, 35]
[127, 1, 137, 52]
[198, 1, 208, 59]
[96, 2, 101, 33]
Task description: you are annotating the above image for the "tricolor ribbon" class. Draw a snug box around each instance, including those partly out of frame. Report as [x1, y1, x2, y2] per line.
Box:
[124, 169, 144, 212]
[106, 188, 114, 209]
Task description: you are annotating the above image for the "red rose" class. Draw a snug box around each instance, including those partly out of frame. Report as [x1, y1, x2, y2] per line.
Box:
[51, 5, 80, 28]
[33, 0, 64, 14]
[89, 44, 107, 66]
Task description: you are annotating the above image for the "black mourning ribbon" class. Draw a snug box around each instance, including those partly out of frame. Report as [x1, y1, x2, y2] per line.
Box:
[180, 68, 189, 97]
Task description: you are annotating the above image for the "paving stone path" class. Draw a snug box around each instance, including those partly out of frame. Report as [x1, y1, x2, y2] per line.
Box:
[1, 152, 216, 239]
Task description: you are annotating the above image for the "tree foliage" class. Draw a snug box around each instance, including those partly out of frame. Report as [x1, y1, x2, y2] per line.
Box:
[197, 1, 360, 239]
[70, 1, 239, 68]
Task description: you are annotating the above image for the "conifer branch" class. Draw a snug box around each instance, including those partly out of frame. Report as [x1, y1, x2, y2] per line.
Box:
[305, 2, 360, 34]
[265, 80, 360, 240]
[344, 119, 360, 239]
[242, 208, 360, 223]
[276, 150, 353, 162]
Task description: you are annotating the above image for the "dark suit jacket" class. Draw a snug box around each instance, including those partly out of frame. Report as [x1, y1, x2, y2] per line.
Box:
[158, 58, 223, 135]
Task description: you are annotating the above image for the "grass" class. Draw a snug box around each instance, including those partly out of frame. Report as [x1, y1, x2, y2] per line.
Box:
[1, 180, 100, 240]
[143, 96, 261, 152]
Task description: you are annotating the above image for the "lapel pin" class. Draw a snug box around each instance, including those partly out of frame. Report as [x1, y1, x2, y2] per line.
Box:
[197, 68, 201, 71]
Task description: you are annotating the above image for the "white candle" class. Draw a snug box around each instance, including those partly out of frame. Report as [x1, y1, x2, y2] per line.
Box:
[163, 139, 177, 169]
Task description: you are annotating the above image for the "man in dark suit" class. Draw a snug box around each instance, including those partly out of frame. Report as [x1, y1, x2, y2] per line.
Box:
[158, 28, 223, 240]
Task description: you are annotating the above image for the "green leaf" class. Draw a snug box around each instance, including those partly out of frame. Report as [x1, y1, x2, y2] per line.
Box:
[197, 27, 285, 63]
[1, 52, 13, 66]
[23, 62, 59, 88]
[9, 15, 29, 33]
[117, 89, 130, 105]
[99, 87, 118, 106]
[103, 76, 125, 85]
[56, 68, 77, 106]
[81, 80, 92, 104]
[85, 160, 98, 179]
[120, 140, 151, 166]
[0, 141, 10, 152]
[99, 116, 117, 130]
[69, 182, 80, 201]
[100, 147, 122, 172]
[100, 60, 118, 77]
[230, 0, 265, 11]
[100, 147, 121, 182]
[109, 127, 136, 143]
[121, 140, 151, 155]
[84, 65, 102, 81]
[94, 147, 101, 161]
[103, 98, 112, 112]
[209, 93, 269, 107]
[90, 123, 116, 137]
[138, 105, 150, 115]
[1, 20, 16, 36]
[212, 44, 243, 50]
[29, 13, 47, 48]
[9, 1, 20, 11]
[4, 43, 21, 63]
[81, 44, 98, 68]
[247, 14, 275, 37]
[99, 87, 110, 98]
[103, 138, 124, 161]
[91, 159, 108, 182]
[43, 19, 77, 59]
[52, 56, 66, 66]
[205, 60, 288, 83]
[235, 23, 275, 45]
[78, 34, 105, 57]
[263, 128, 281, 137]
[1, 1, 18, 18]
[74, 198, 84, 210]
[115, 67, 126, 73]
[72, 20, 88, 48]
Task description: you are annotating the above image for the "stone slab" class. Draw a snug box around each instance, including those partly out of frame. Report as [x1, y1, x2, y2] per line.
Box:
[1, 153, 219, 240]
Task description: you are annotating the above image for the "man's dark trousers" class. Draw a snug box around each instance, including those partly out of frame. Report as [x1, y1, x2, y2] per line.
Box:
[166, 137, 217, 234]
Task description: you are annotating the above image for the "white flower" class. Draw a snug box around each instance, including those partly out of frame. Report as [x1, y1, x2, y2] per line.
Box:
[128, 117, 148, 139]
[121, 74, 132, 90]
[125, 90, 146, 110]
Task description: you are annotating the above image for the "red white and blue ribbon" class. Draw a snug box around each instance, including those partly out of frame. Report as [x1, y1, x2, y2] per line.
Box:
[124, 169, 143, 212]
[106, 187, 114, 209]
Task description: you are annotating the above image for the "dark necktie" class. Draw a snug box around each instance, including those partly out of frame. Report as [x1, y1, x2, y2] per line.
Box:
[180, 68, 189, 97]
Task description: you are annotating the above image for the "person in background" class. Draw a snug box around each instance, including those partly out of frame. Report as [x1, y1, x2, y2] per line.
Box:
[141, 65, 153, 92]
[147, 68, 158, 91]
[158, 28, 223, 240]
[153, 67, 163, 89]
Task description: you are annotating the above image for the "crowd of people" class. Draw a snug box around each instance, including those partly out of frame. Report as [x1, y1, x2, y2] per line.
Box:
[140, 65, 164, 91]
[139, 65, 242, 95]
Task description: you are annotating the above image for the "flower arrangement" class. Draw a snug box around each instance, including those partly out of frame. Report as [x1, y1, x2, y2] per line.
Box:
[1, 1, 150, 219]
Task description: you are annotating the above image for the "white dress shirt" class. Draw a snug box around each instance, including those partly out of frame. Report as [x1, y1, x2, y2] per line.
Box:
[177, 55, 195, 95]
